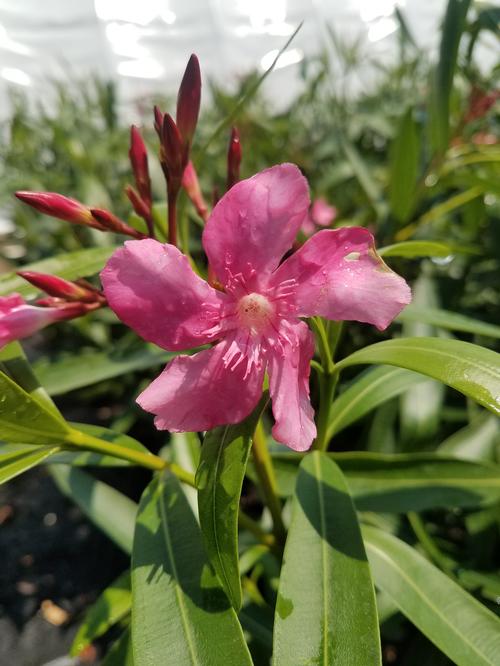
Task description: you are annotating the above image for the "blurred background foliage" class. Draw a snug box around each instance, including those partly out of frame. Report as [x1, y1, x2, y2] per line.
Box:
[0, 2, 499, 663]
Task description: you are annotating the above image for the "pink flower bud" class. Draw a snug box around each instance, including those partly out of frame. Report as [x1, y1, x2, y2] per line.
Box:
[0, 293, 90, 348]
[153, 106, 164, 139]
[176, 54, 201, 150]
[182, 161, 208, 221]
[125, 185, 151, 220]
[17, 271, 99, 303]
[161, 114, 184, 189]
[129, 126, 152, 207]
[90, 209, 146, 239]
[227, 127, 242, 191]
[15, 191, 95, 226]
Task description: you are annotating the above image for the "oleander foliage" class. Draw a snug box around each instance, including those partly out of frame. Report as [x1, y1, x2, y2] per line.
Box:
[0, 1, 500, 664]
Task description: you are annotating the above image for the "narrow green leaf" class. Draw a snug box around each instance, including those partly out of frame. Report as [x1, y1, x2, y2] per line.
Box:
[0, 446, 59, 484]
[34, 346, 176, 396]
[439, 414, 499, 461]
[399, 274, 444, 445]
[363, 524, 500, 666]
[340, 137, 383, 216]
[389, 108, 419, 222]
[71, 571, 131, 656]
[0, 246, 117, 297]
[396, 307, 500, 339]
[336, 338, 500, 416]
[132, 473, 253, 666]
[0, 370, 70, 444]
[327, 366, 427, 440]
[101, 627, 134, 666]
[197, 396, 267, 611]
[429, 0, 471, 154]
[268, 452, 500, 510]
[50, 465, 137, 553]
[272, 453, 381, 665]
[416, 185, 484, 229]
[379, 240, 472, 258]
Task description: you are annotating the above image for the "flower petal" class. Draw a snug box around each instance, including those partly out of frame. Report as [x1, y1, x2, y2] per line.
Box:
[268, 321, 316, 451]
[101, 239, 231, 351]
[203, 164, 309, 290]
[137, 340, 265, 432]
[273, 228, 412, 330]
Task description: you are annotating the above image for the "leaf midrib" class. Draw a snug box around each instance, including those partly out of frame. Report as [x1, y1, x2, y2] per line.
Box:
[158, 479, 199, 665]
[366, 537, 496, 665]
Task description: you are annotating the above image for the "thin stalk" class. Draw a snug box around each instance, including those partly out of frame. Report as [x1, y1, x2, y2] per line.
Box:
[313, 369, 339, 452]
[309, 317, 334, 373]
[327, 320, 343, 362]
[251, 420, 287, 544]
[167, 188, 178, 246]
[66, 427, 276, 549]
[407, 511, 457, 578]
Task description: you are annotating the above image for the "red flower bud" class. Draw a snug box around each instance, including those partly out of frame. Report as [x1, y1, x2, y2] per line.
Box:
[129, 126, 152, 207]
[227, 127, 242, 190]
[161, 114, 184, 188]
[17, 271, 100, 303]
[176, 54, 201, 151]
[182, 161, 208, 221]
[90, 208, 146, 239]
[15, 191, 95, 226]
[154, 106, 164, 139]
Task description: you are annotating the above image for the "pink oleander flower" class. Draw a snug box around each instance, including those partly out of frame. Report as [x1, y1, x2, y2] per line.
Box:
[101, 164, 411, 451]
[301, 197, 337, 237]
[0, 294, 86, 348]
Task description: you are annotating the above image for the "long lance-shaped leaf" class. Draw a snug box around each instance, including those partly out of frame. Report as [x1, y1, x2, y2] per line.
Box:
[327, 366, 427, 440]
[363, 525, 500, 666]
[0, 369, 70, 444]
[34, 346, 176, 396]
[71, 571, 131, 657]
[272, 453, 381, 666]
[0, 246, 117, 297]
[265, 452, 500, 510]
[51, 465, 137, 554]
[396, 307, 500, 339]
[389, 107, 419, 223]
[132, 473, 253, 666]
[197, 395, 268, 610]
[0, 446, 60, 484]
[429, 0, 471, 154]
[379, 240, 476, 258]
[335, 338, 500, 416]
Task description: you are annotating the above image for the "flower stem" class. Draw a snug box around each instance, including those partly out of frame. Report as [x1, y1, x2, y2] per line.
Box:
[251, 420, 287, 544]
[310, 318, 340, 452]
[313, 369, 339, 452]
[65, 426, 277, 549]
[167, 188, 178, 246]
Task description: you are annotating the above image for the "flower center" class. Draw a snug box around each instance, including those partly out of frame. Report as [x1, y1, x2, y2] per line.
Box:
[237, 293, 274, 334]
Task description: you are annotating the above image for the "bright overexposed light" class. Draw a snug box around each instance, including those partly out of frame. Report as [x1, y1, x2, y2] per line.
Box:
[117, 58, 163, 79]
[368, 17, 398, 42]
[161, 9, 176, 25]
[260, 48, 303, 72]
[106, 22, 149, 58]
[1, 67, 31, 86]
[0, 24, 33, 56]
[95, 0, 168, 25]
[352, 0, 404, 22]
[236, 0, 292, 36]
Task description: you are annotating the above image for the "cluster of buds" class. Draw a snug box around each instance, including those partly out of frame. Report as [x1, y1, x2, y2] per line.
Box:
[7, 53, 246, 349]
[154, 54, 202, 245]
[125, 126, 154, 237]
[15, 192, 146, 239]
[0, 273, 105, 348]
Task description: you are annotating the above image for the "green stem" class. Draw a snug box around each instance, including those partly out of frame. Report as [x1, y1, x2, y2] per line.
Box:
[167, 188, 178, 246]
[309, 317, 334, 373]
[313, 369, 339, 452]
[66, 427, 276, 549]
[407, 512, 456, 577]
[251, 420, 287, 544]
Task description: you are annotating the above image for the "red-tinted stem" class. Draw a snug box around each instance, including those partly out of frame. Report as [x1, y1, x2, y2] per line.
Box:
[167, 188, 178, 246]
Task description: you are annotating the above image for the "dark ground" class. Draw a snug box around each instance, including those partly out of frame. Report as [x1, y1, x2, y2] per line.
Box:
[0, 468, 129, 666]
